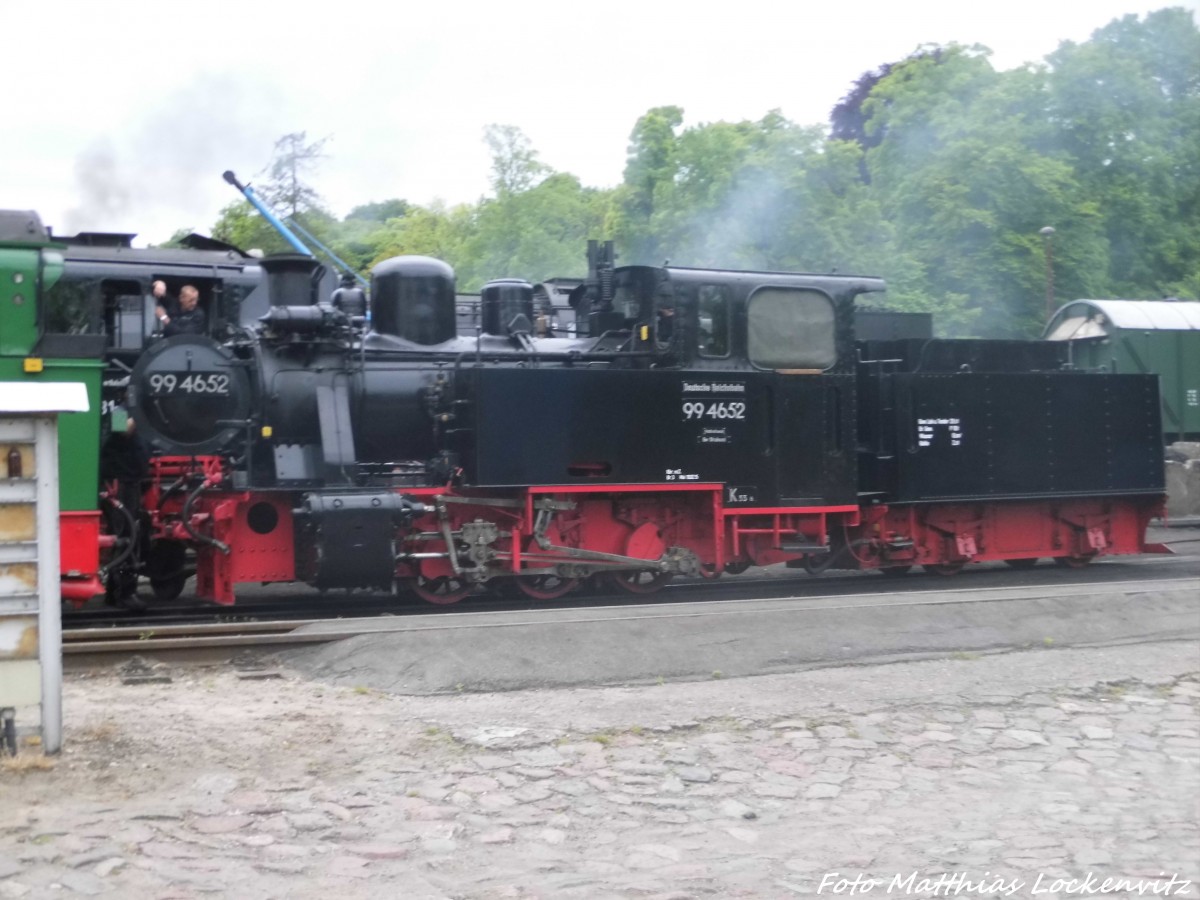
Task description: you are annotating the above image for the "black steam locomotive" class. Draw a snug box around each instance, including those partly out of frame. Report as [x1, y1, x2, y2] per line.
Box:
[125, 243, 1167, 605]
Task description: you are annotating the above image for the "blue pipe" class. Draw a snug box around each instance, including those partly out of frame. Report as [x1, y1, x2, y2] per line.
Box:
[286, 217, 368, 287]
[222, 171, 312, 257]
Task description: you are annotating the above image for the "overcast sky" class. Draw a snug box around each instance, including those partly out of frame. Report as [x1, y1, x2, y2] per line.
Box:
[3, 0, 1193, 245]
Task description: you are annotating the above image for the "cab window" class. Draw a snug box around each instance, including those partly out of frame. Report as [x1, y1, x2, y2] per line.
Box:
[43, 275, 101, 335]
[696, 285, 730, 357]
[747, 287, 836, 370]
[612, 271, 655, 322]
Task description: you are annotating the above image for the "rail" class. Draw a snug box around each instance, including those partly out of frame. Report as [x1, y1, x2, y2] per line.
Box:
[62, 620, 341, 657]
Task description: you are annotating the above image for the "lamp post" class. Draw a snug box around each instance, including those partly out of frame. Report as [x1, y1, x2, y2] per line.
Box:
[1039, 226, 1056, 323]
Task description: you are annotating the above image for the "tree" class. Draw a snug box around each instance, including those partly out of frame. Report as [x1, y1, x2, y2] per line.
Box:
[333, 200, 411, 273]
[210, 131, 340, 258]
[367, 201, 475, 271]
[1045, 7, 1200, 298]
[459, 173, 613, 289]
[830, 62, 896, 151]
[200, 9, 1200, 324]
[853, 45, 1112, 334]
[211, 201, 294, 255]
[155, 228, 196, 249]
[346, 199, 410, 223]
[484, 125, 548, 197]
[260, 132, 329, 218]
[613, 106, 684, 263]
[429, 126, 617, 289]
[609, 110, 909, 286]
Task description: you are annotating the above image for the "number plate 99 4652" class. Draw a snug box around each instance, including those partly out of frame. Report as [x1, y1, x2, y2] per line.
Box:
[147, 372, 232, 396]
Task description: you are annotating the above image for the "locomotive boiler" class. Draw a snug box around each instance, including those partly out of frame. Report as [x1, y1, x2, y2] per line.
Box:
[125, 243, 1168, 605]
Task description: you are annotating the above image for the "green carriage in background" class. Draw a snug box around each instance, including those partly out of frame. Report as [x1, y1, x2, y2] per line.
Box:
[1045, 299, 1200, 444]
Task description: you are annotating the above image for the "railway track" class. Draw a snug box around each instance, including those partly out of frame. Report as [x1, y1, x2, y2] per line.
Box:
[63, 566, 1200, 667]
[64, 619, 332, 656]
[63, 534, 1200, 632]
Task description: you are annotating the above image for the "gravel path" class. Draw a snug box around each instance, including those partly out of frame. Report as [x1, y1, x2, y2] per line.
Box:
[2, 641, 1197, 899]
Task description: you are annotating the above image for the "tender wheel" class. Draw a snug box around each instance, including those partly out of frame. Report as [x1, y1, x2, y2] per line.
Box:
[606, 571, 671, 594]
[1053, 555, 1093, 569]
[1004, 557, 1039, 570]
[724, 560, 752, 575]
[512, 574, 579, 601]
[147, 541, 189, 602]
[411, 576, 472, 605]
[879, 565, 913, 577]
[923, 562, 965, 576]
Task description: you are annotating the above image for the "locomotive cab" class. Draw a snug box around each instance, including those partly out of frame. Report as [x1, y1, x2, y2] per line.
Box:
[457, 265, 881, 509]
[640, 266, 877, 374]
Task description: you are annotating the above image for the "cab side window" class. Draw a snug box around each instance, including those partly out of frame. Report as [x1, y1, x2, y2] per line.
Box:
[747, 287, 836, 370]
[697, 285, 730, 358]
[43, 275, 101, 335]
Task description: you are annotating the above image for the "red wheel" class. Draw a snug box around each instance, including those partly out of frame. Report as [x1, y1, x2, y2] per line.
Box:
[512, 574, 579, 601]
[879, 565, 913, 577]
[411, 576, 472, 605]
[1054, 555, 1093, 569]
[1004, 557, 1039, 569]
[923, 562, 965, 576]
[606, 571, 671, 594]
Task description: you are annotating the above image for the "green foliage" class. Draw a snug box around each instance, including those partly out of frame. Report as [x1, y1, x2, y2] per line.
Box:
[367, 201, 474, 269]
[457, 172, 612, 290]
[192, 9, 1197, 332]
[346, 199, 410, 223]
[485, 124, 548, 197]
[155, 228, 195, 249]
[211, 200, 294, 255]
[860, 49, 1113, 334]
[615, 105, 685, 263]
[1045, 7, 1200, 299]
[448, 126, 612, 289]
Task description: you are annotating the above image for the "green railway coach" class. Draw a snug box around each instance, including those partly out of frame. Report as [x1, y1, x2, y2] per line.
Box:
[1044, 299, 1200, 444]
[0, 211, 106, 601]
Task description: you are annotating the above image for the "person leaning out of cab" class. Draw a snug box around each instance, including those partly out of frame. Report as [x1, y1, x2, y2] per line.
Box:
[153, 280, 207, 337]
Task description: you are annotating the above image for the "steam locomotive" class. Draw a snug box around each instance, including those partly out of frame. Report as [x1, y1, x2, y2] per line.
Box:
[123, 243, 1168, 605]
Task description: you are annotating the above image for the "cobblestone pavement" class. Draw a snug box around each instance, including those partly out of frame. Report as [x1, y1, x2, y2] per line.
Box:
[2, 643, 1198, 899]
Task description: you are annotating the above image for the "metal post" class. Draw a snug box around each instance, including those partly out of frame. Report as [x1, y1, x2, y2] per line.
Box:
[1039, 226, 1056, 323]
[34, 415, 62, 754]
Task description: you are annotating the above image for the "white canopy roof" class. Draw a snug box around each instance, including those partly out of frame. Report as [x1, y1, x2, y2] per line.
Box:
[0, 382, 90, 413]
[1044, 300, 1200, 340]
